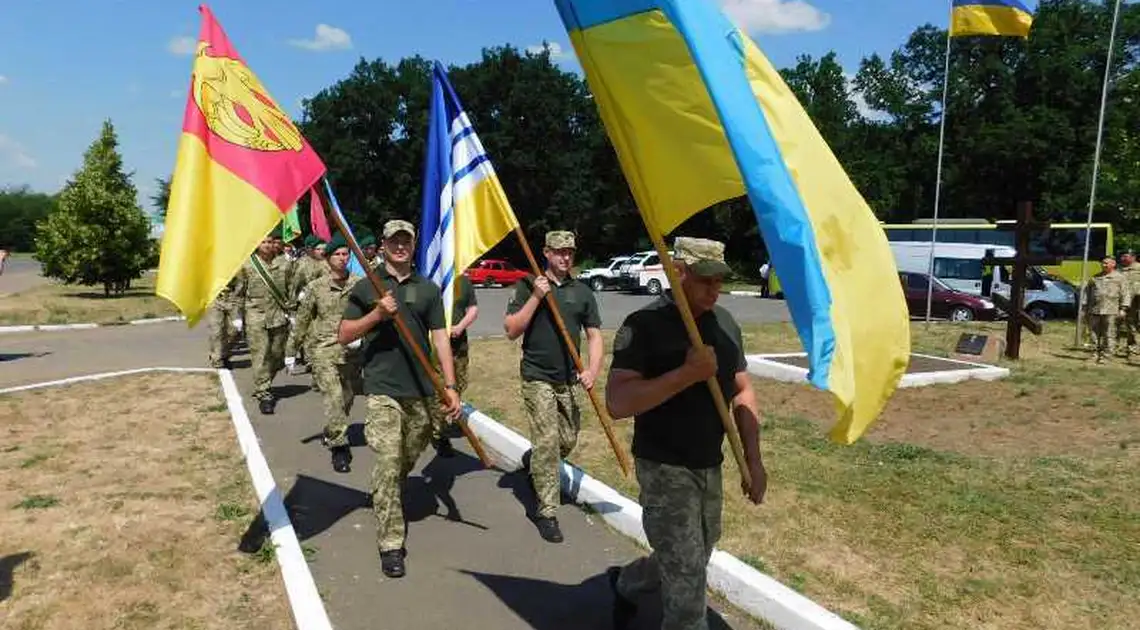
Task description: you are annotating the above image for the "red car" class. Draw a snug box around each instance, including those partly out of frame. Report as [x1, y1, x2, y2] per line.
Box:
[899, 272, 998, 322]
[464, 259, 530, 287]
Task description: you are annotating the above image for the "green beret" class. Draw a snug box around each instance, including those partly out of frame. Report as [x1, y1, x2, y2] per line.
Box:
[324, 234, 348, 256]
[269, 226, 283, 239]
[359, 232, 377, 247]
[304, 234, 322, 248]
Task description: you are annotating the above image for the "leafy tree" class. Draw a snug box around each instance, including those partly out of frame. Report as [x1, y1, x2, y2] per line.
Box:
[34, 120, 153, 296]
[150, 176, 171, 219]
[0, 187, 57, 251]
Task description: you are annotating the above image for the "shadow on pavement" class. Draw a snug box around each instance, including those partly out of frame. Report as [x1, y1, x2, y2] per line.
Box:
[0, 352, 49, 363]
[238, 474, 370, 552]
[460, 569, 738, 630]
[405, 451, 488, 532]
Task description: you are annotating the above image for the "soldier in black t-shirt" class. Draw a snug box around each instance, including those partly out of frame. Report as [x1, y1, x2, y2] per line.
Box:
[604, 237, 767, 630]
[503, 230, 603, 544]
[338, 220, 462, 579]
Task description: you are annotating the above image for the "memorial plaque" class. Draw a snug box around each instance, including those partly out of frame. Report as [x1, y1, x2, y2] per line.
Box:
[952, 333, 1005, 364]
[954, 334, 988, 356]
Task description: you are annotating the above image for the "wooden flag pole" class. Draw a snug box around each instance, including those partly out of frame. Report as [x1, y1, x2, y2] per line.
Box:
[643, 229, 752, 492]
[320, 188, 492, 468]
[512, 227, 634, 478]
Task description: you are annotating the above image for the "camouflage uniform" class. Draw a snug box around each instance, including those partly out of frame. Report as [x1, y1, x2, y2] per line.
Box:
[609, 237, 747, 630]
[234, 253, 295, 402]
[285, 251, 327, 364]
[207, 277, 241, 368]
[431, 275, 477, 442]
[295, 271, 362, 448]
[342, 220, 451, 558]
[507, 231, 601, 522]
[1084, 268, 1129, 362]
[1119, 260, 1139, 354]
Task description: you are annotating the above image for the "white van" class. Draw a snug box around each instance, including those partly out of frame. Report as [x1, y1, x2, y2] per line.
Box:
[890, 241, 1077, 320]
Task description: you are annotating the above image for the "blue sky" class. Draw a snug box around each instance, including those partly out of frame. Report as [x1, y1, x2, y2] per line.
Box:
[0, 1, 997, 217]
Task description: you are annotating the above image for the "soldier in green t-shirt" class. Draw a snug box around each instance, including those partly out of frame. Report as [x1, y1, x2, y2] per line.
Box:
[604, 237, 767, 630]
[338, 219, 462, 579]
[431, 274, 479, 458]
[503, 231, 603, 544]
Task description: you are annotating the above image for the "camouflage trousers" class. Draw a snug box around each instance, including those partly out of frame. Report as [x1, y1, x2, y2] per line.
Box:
[1119, 301, 1138, 352]
[312, 355, 362, 448]
[248, 324, 288, 401]
[206, 302, 239, 368]
[522, 380, 581, 519]
[365, 395, 435, 552]
[1090, 314, 1117, 360]
[431, 352, 469, 441]
[616, 458, 723, 630]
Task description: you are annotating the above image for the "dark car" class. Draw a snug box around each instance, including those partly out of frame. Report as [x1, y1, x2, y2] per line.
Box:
[899, 272, 998, 322]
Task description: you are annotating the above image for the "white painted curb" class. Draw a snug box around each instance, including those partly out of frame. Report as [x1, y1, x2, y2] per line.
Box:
[746, 352, 1009, 388]
[0, 367, 334, 630]
[463, 405, 857, 630]
[218, 369, 334, 630]
[0, 315, 186, 334]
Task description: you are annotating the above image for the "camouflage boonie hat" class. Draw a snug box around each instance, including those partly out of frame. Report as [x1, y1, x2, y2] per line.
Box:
[545, 231, 576, 250]
[674, 237, 731, 277]
[383, 219, 416, 240]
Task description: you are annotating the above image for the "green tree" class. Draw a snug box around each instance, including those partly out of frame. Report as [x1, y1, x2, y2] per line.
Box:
[34, 120, 153, 296]
[0, 187, 57, 251]
[150, 176, 171, 219]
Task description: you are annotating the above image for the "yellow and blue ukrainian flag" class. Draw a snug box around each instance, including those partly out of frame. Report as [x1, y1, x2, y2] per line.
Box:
[553, 0, 911, 443]
[951, 0, 1034, 38]
[417, 61, 519, 331]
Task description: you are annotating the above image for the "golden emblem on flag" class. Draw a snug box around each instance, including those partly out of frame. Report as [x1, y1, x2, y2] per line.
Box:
[191, 42, 303, 153]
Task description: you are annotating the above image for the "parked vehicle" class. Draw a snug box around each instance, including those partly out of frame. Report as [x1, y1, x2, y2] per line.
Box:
[464, 259, 530, 287]
[898, 271, 998, 321]
[616, 250, 673, 292]
[577, 255, 630, 292]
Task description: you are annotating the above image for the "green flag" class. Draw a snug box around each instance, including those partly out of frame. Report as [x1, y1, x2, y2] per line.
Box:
[282, 205, 301, 243]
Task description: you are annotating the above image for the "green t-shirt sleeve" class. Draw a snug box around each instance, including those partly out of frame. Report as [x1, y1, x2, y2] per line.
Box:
[426, 285, 446, 331]
[733, 323, 747, 372]
[506, 276, 532, 315]
[343, 280, 372, 320]
[583, 288, 602, 329]
[610, 313, 646, 374]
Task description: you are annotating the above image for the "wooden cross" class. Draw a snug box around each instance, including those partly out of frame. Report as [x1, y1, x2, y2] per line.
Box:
[981, 201, 1062, 359]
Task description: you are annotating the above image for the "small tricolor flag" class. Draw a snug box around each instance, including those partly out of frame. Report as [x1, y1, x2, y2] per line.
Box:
[951, 0, 1034, 38]
[156, 4, 326, 325]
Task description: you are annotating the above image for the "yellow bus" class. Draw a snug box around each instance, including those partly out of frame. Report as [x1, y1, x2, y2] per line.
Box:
[764, 219, 1113, 298]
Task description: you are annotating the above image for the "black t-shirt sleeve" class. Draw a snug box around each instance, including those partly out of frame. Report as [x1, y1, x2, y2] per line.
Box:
[610, 313, 646, 375]
[733, 321, 747, 373]
[506, 276, 532, 315]
[426, 285, 445, 330]
[583, 289, 602, 329]
[343, 280, 372, 320]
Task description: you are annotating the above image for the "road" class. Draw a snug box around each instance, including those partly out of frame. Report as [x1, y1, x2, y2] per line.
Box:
[0, 319, 770, 629]
[0, 257, 44, 296]
[466, 287, 789, 337]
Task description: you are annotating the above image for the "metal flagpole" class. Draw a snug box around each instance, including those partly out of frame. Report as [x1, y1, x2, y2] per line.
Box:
[1075, 0, 1124, 347]
[926, 7, 954, 324]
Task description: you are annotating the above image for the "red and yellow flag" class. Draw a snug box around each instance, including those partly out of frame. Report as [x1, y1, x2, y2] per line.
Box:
[156, 4, 326, 325]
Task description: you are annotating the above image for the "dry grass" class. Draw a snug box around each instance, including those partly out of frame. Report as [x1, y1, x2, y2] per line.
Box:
[0, 373, 292, 630]
[465, 320, 1140, 630]
[0, 274, 178, 325]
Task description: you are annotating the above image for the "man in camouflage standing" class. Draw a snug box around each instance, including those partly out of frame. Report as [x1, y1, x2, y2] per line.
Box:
[338, 219, 461, 578]
[207, 276, 241, 369]
[234, 229, 296, 414]
[295, 235, 361, 473]
[503, 231, 603, 544]
[285, 235, 327, 376]
[605, 237, 767, 630]
[1083, 256, 1129, 363]
[1117, 249, 1139, 357]
[430, 272, 479, 457]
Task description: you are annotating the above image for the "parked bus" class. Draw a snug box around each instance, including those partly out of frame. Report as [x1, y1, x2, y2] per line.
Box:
[765, 219, 1113, 298]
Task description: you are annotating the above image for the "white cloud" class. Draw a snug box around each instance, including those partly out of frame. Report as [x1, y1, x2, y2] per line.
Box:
[721, 0, 830, 34]
[526, 41, 568, 59]
[289, 24, 352, 52]
[0, 134, 37, 169]
[167, 35, 196, 56]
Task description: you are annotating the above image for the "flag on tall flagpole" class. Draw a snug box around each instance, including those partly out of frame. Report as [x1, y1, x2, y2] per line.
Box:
[282, 205, 301, 243]
[156, 4, 326, 325]
[950, 0, 1034, 38]
[553, 0, 911, 443]
[417, 61, 519, 331]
